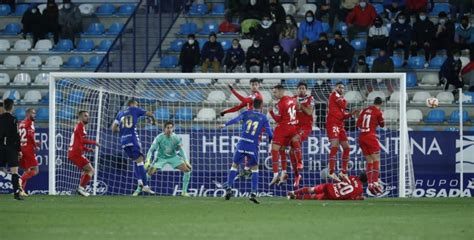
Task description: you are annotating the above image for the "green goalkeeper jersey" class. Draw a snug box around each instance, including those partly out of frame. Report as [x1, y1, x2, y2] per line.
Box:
[146, 133, 187, 161]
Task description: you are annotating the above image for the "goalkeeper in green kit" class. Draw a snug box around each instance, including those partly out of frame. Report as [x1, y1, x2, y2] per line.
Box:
[134, 121, 192, 196]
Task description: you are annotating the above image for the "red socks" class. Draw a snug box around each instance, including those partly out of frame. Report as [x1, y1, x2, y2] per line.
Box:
[341, 148, 350, 174]
[21, 169, 37, 190]
[271, 149, 279, 173]
[373, 161, 380, 183]
[329, 147, 338, 174]
[289, 149, 299, 176]
[80, 173, 92, 188]
[280, 149, 287, 172]
[367, 162, 373, 184]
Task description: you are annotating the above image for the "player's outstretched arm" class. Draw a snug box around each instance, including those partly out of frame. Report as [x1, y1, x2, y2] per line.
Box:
[145, 111, 157, 125]
[268, 107, 281, 122]
[220, 102, 246, 116]
[222, 113, 244, 127]
[111, 120, 120, 132]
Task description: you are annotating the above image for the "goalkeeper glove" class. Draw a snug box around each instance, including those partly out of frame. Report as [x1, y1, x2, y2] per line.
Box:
[145, 158, 151, 169]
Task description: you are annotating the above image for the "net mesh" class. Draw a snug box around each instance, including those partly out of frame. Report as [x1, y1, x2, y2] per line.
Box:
[52, 74, 413, 197]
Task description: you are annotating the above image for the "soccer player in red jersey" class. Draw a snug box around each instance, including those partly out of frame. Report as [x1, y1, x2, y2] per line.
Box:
[357, 97, 385, 195]
[287, 172, 367, 200]
[220, 78, 263, 116]
[18, 108, 40, 195]
[269, 84, 300, 185]
[326, 82, 358, 182]
[67, 111, 99, 197]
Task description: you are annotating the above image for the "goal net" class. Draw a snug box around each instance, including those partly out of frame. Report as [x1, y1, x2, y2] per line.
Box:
[48, 72, 413, 197]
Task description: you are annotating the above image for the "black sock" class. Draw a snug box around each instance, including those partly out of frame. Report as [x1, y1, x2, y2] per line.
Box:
[12, 173, 20, 194]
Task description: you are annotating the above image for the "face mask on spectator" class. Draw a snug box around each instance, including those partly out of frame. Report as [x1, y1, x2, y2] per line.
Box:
[262, 20, 271, 26]
[250, 0, 256, 5]
[398, 18, 406, 24]
[419, 15, 427, 21]
[64, 3, 71, 9]
[286, 19, 291, 24]
[253, 43, 260, 47]
[273, 47, 280, 53]
[306, 16, 313, 22]
[188, 39, 195, 44]
[359, 2, 367, 8]
[454, 56, 460, 61]
[232, 44, 238, 49]
[32, 9, 37, 13]
[439, 18, 446, 24]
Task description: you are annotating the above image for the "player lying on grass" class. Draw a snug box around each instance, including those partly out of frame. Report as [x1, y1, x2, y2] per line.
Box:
[18, 108, 41, 196]
[111, 99, 157, 195]
[356, 97, 385, 195]
[287, 172, 367, 200]
[218, 99, 273, 204]
[142, 121, 192, 197]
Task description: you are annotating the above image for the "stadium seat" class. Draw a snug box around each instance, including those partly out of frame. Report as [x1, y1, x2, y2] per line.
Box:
[366, 55, 376, 68]
[63, 56, 85, 68]
[154, 107, 171, 120]
[117, 4, 135, 16]
[23, 90, 42, 103]
[0, 73, 10, 85]
[159, 56, 178, 68]
[210, 3, 225, 15]
[411, 91, 431, 103]
[240, 39, 253, 52]
[462, 92, 474, 104]
[194, 78, 212, 85]
[367, 91, 386, 102]
[425, 109, 446, 123]
[197, 39, 207, 50]
[83, 23, 105, 35]
[12, 73, 31, 85]
[431, 3, 450, 16]
[79, 3, 94, 15]
[408, 56, 425, 69]
[388, 91, 405, 103]
[188, 3, 208, 16]
[106, 22, 124, 35]
[95, 4, 116, 16]
[85, 56, 103, 69]
[407, 109, 423, 122]
[169, 39, 185, 52]
[220, 40, 232, 51]
[67, 90, 85, 104]
[373, 3, 384, 15]
[36, 108, 49, 121]
[406, 72, 417, 88]
[185, 90, 205, 103]
[322, 22, 330, 33]
[345, 91, 364, 104]
[206, 90, 226, 103]
[260, 91, 272, 104]
[200, 22, 219, 35]
[436, 92, 454, 104]
[2, 23, 21, 35]
[33, 73, 49, 85]
[391, 55, 404, 68]
[383, 109, 399, 122]
[420, 126, 436, 131]
[429, 56, 446, 69]
[43, 56, 63, 69]
[175, 107, 193, 121]
[350, 38, 367, 51]
[58, 107, 76, 120]
[284, 79, 299, 88]
[0, 4, 11, 16]
[97, 39, 113, 51]
[448, 110, 470, 124]
[163, 90, 181, 102]
[13, 4, 29, 16]
[336, 22, 348, 35]
[53, 39, 73, 52]
[76, 39, 95, 52]
[1, 55, 21, 69]
[297, 4, 316, 16]
[12, 39, 32, 51]
[282, 4, 296, 15]
[33, 39, 53, 51]
[420, 73, 439, 86]
[21, 55, 42, 69]
[14, 108, 26, 120]
[0, 39, 10, 51]
[178, 23, 198, 35]
[195, 108, 216, 121]
[3, 90, 20, 101]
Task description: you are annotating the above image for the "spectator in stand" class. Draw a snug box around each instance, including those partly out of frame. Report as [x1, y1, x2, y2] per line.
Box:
[440, 50, 464, 93]
[224, 39, 245, 72]
[224, 0, 243, 22]
[279, 15, 299, 57]
[462, 53, 474, 92]
[405, 0, 433, 18]
[179, 34, 200, 73]
[353, 55, 369, 73]
[332, 31, 354, 72]
[450, 0, 472, 21]
[455, 16, 473, 52]
[21, 4, 42, 45]
[387, 13, 411, 66]
[297, 10, 323, 43]
[254, 14, 278, 54]
[42, 0, 60, 44]
[219, 15, 240, 34]
[339, 0, 359, 23]
[309, 32, 332, 72]
[383, 0, 405, 22]
[315, 0, 341, 30]
[411, 11, 436, 68]
[58, 0, 82, 45]
[246, 39, 264, 72]
[240, 0, 265, 37]
[266, 43, 289, 72]
[267, 0, 286, 34]
[372, 49, 394, 72]
[346, 0, 377, 41]
[201, 33, 224, 73]
[366, 15, 389, 57]
[292, 37, 311, 71]
[434, 11, 455, 55]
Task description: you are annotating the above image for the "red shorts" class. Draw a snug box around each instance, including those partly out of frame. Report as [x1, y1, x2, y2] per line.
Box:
[273, 124, 299, 147]
[68, 154, 90, 169]
[326, 124, 348, 141]
[20, 152, 38, 169]
[359, 134, 380, 156]
[297, 126, 312, 142]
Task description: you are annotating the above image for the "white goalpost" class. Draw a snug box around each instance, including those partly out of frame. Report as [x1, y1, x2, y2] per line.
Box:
[48, 72, 412, 197]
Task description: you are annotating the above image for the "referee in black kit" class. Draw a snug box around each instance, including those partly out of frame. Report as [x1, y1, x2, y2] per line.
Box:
[0, 99, 24, 200]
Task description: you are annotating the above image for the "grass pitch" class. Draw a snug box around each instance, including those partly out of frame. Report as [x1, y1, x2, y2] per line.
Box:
[1, 195, 473, 240]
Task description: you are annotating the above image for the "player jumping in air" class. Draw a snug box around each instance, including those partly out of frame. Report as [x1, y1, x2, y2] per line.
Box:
[18, 108, 40, 196]
[219, 99, 273, 204]
[67, 111, 99, 197]
[143, 121, 192, 197]
[111, 99, 157, 195]
[269, 84, 301, 186]
[287, 172, 367, 200]
[357, 97, 385, 195]
[326, 82, 358, 182]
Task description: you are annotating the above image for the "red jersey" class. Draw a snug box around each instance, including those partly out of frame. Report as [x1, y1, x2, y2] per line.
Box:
[327, 176, 364, 200]
[356, 106, 384, 136]
[295, 94, 314, 129]
[327, 91, 351, 127]
[67, 122, 97, 157]
[222, 89, 263, 114]
[270, 96, 298, 126]
[18, 118, 36, 153]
